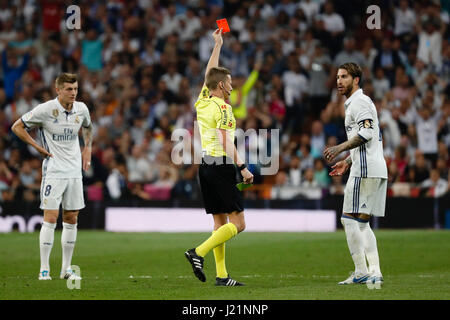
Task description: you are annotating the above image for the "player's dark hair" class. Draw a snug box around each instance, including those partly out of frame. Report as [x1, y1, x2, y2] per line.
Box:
[55, 73, 78, 88]
[338, 62, 362, 84]
[206, 67, 231, 90]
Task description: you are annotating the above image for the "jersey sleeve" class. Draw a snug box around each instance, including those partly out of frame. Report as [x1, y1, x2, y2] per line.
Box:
[81, 103, 92, 128]
[21, 103, 46, 129]
[353, 99, 374, 142]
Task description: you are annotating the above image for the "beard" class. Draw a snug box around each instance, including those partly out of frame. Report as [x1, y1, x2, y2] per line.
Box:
[343, 83, 354, 97]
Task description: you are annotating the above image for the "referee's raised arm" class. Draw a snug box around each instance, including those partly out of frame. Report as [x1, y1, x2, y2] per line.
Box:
[203, 29, 224, 85]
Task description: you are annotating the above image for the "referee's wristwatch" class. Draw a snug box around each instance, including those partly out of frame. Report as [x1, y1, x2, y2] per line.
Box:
[237, 163, 247, 171]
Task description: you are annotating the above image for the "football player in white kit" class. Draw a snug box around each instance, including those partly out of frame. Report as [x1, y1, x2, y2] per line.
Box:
[12, 73, 93, 281]
[323, 63, 387, 286]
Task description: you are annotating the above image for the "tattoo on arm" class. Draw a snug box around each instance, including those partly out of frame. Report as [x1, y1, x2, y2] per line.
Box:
[339, 135, 366, 152]
[82, 124, 93, 148]
[345, 156, 352, 165]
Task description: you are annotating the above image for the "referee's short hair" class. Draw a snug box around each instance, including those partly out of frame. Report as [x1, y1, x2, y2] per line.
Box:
[55, 73, 78, 88]
[206, 67, 231, 90]
[338, 62, 362, 84]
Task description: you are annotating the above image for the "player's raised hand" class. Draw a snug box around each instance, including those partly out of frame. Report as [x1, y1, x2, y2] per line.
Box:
[212, 28, 223, 46]
[329, 160, 350, 176]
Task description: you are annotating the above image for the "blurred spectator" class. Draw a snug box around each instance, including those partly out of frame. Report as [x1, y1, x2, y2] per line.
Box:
[81, 29, 103, 72]
[416, 16, 445, 72]
[421, 168, 448, 197]
[407, 151, 430, 183]
[310, 120, 326, 158]
[2, 47, 29, 100]
[301, 167, 318, 188]
[373, 67, 390, 101]
[394, 0, 416, 39]
[313, 158, 330, 187]
[288, 155, 302, 186]
[106, 155, 129, 200]
[126, 144, 155, 183]
[373, 38, 404, 86]
[333, 37, 367, 73]
[415, 105, 440, 163]
[299, 0, 320, 25]
[4, 84, 38, 123]
[307, 45, 332, 118]
[314, 1, 345, 57]
[172, 165, 200, 200]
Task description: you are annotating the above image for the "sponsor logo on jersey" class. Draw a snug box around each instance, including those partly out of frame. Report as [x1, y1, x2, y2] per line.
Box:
[52, 128, 77, 141]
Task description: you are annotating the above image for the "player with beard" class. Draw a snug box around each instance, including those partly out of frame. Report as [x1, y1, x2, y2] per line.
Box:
[323, 63, 387, 286]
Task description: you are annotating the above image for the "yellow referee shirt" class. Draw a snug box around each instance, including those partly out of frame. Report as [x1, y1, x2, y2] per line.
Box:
[195, 86, 236, 157]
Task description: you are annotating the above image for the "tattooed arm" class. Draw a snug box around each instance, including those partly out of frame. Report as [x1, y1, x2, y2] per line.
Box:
[81, 123, 93, 171]
[323, 135, 366, 163]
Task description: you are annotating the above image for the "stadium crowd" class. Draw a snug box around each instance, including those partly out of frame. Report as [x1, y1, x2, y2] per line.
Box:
[1, 0, 450, 203]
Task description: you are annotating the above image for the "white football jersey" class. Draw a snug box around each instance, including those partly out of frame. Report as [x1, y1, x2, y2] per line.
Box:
[344, 89, 387, 178]
[21, 98, 92, 179]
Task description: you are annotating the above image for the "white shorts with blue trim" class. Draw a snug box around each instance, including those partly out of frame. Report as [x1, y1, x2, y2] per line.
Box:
[343, 177, 387, 217]
[40, 178, 85, 211]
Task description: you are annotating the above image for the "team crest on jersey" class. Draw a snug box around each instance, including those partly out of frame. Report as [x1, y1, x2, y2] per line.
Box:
[52, 109, 59, 118]
[75, 115, 80, 124]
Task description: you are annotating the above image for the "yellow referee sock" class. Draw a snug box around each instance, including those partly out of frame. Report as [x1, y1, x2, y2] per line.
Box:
[195, 223, 238, 258]
[212, 231, 228, 279]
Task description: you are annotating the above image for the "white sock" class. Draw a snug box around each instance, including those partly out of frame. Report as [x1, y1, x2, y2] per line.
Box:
[341, 217, 368, 275]
[358, 221, 381, 275]
[61, 222, 77, 273]
[40, 221, 56, 272]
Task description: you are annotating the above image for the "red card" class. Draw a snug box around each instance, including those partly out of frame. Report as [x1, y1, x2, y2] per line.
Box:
[216, 18, 230, 33]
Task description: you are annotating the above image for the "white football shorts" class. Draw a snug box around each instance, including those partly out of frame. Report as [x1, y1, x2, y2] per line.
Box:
[40, 178, 85, 211]
[343, 177, 387, 217]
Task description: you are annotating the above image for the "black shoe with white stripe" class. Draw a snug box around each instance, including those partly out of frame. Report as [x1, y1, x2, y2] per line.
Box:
[215, 276, 244, 287]
[185, 248, 206, 282]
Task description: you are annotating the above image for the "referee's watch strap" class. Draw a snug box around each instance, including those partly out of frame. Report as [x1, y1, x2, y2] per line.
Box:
[237, 164, 247, 171]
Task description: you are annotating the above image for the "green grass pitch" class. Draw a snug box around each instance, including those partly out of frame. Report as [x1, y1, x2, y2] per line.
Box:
[0, 230, 449, 300]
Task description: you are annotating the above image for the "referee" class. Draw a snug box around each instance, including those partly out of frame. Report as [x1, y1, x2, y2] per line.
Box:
[185, 29, 253, 286]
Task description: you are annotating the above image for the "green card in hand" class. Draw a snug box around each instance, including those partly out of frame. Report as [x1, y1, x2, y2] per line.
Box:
[236, 182, 253, 191]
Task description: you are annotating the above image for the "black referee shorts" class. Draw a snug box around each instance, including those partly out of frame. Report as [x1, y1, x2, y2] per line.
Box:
[199, 156, 243, 214]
